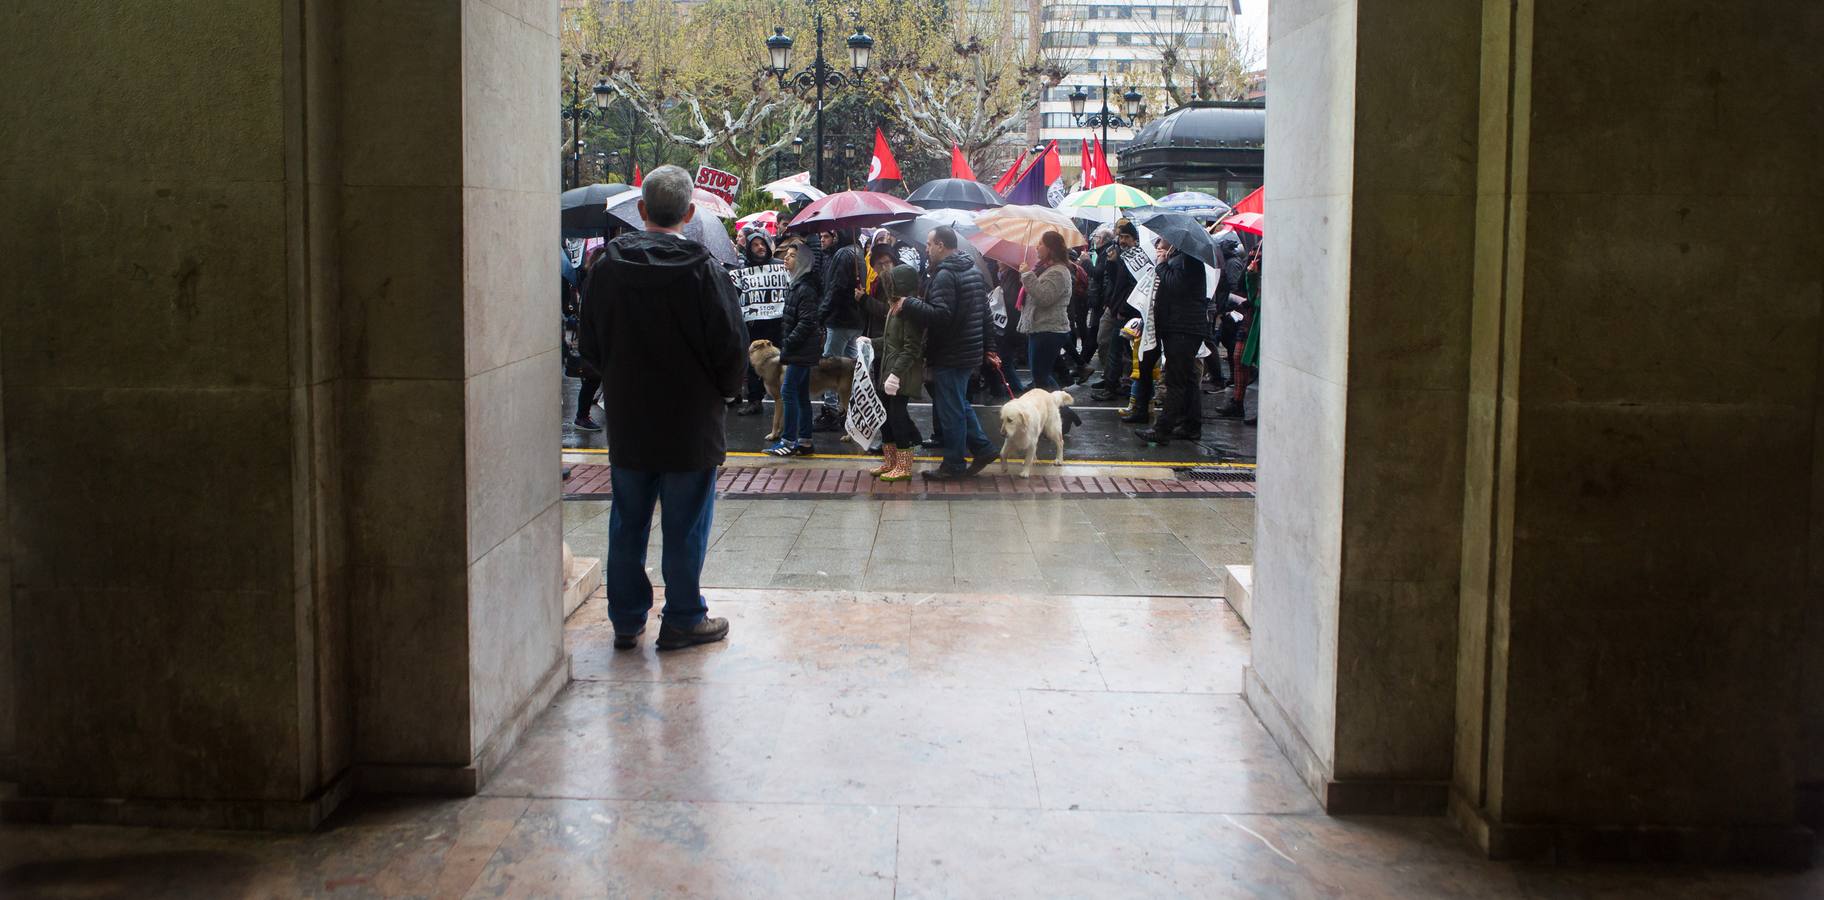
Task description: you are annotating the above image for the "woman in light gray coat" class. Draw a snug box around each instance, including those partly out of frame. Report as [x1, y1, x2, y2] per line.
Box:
[1019, 230, 1075, 391]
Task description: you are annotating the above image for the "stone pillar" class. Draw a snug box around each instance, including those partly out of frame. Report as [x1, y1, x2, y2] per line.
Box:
[339, 0, 566, 795]
[0, 0, 348, 827]
[1450, 0, 1822, 864]
[0, 0, 565, 826]
[1244, 0, 1483, 813]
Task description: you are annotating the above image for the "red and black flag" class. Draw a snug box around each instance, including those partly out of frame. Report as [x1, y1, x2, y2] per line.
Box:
[866, 127, 901, 192]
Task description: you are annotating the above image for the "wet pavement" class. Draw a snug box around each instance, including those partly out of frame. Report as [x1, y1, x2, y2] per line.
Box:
[561, 373, 1260, 464]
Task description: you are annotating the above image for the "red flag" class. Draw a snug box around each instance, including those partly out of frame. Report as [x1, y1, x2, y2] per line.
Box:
[950, 145, 977, 180]
[1076, 140, 1091, 190]
[993, 151, 1028, 195]
[867, 127, 901, 191]
[1040, 141, 1064, 205]
[632, 164, 643, 187]
[1097, 137, 1116, 187]
[1233, 185, 1264, 215]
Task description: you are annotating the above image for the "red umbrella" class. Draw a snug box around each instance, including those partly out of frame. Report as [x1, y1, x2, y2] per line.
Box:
[1232, 186, 1264, 215]
[1222, 211, 1264, 236]
[735, 210, 778, 236]
[785, 190, 924, 234]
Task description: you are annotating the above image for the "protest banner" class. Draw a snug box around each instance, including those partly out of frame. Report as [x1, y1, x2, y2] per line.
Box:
[695, 166, 741, 206]
[731, 263, 788, 322]
[844, 338, 887, 449]
[985, 286, 1009, 332]
[1121, 246, 1158, 353]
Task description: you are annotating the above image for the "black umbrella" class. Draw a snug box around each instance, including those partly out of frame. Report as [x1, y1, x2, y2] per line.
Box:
[1126, 208, 1220, 269]
[906, 178, 1006, 211]
[560, 183, 635, 235]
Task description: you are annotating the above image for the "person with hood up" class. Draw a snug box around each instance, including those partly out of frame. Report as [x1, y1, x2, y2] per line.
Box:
[579, 165, 745, 653]
[1209, 231, 1247, 392]
[765, 236, 826, 457]
[871, 263, 925, 482]
[901, 226, 998, 479]
[1094, 221, 1141, 401]
[814, 228, 866, 431]
[1134, 236, 1210, 444]
[734, 226, 780, 416]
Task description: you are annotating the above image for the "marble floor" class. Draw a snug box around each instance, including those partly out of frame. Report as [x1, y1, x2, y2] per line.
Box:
[2, 497, 1818, 897]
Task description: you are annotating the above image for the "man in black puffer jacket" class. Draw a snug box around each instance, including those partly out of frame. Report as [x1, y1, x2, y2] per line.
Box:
[1136, 245, 1209, 444]
[900, 226, 997, 478]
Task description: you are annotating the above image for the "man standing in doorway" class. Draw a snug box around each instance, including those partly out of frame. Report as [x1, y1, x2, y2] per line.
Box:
[580, 165, 745, 651]
[901, 226, 998, 479]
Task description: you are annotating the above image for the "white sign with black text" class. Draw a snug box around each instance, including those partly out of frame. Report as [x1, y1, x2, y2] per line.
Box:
[845, 338, 887, 450]
[731, 263, 788, 322]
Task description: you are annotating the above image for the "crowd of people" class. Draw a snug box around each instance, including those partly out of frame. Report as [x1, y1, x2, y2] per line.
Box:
[565, 175, 1265, 474]
[569, 166, 1262, 650]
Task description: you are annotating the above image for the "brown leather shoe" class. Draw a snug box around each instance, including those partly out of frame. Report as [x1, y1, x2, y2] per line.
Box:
[656, 616, 730, 651]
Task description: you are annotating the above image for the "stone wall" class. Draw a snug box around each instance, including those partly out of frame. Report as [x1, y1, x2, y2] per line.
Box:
[1247, 0, 1358, 785]
[1452, 0, 1822, 861]
[1247, 0, 1482, 811]
[0, 0, 564, 825]
[0, 0, 328, 808]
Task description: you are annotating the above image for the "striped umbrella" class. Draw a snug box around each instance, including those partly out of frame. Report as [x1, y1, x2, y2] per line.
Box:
[1061, 183, 1155, 210]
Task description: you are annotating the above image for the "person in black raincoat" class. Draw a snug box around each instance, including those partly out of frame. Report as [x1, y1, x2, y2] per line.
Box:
[1134, 242, 1209, 444]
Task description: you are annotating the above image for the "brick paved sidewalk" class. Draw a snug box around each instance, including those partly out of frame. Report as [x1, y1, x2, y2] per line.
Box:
[563, 463, 1255, 500]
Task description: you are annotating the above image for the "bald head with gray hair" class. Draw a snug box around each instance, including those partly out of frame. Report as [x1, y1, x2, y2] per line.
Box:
[639, 164, 696, 229]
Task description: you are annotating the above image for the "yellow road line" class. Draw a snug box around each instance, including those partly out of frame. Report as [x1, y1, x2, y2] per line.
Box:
[563, 447, 1255, 470]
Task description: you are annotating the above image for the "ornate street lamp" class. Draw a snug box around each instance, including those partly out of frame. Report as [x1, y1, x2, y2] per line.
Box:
[1066, 76, 1147, 175]
[767, 27, 794, 73]
[1122, 87, 1146, 119]
[846, 26, 873, 73]
[766, 17, 876, 187]
[561, 72, 616, 190]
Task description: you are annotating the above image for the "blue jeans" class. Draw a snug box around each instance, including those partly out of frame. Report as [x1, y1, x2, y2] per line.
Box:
[999, 330, 1026, 396]
[780, 364, 814, 445]
[930, 365, 990, 470]
[821, 326, 862, 407]
[1027, 331, 1070, 391]
[606, 467, 716, 635]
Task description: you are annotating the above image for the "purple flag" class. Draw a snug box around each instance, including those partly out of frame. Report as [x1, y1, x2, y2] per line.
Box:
[1004, 157, 1053, 207]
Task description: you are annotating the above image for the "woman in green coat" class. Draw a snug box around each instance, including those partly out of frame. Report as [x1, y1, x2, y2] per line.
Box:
[873, 264, 926, 482]
[1238, 243, 1262, 427]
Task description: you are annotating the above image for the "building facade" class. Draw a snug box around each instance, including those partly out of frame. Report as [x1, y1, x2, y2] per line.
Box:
[1030, 0, 1244, 186]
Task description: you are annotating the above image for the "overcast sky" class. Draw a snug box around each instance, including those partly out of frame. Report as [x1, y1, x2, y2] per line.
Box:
[1237, 0, 1269, 65]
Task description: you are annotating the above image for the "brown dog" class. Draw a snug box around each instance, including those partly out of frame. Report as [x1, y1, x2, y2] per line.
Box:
[748, 339, 855, 441]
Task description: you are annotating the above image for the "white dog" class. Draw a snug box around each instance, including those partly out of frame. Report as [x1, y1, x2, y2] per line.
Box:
[998, 389, 1074, 477]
